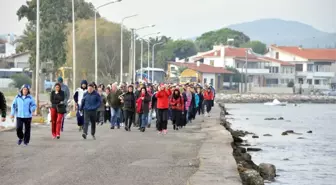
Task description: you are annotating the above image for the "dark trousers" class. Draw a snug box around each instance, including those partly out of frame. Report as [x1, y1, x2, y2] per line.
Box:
[83, 110, 97, 136]
[124, 110, 134, 129]
[157, 109, 168, 131]
[204, 100, 212, 113]
[16, 118, 32, 144]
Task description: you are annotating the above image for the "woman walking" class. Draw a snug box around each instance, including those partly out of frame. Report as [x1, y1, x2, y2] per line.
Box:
[50, 83, 66, 139]
[196, 87, 204, 121]
[203, 87, 214, 117]
[73, 80, 87, 131]
[156, 84, 171, 134]
[104, 87, 111, 125]
[10, 84, 37, 146]
[121, 85, 135, 131]
[170, 89, 184, 130]
[136, 87, 151, 132]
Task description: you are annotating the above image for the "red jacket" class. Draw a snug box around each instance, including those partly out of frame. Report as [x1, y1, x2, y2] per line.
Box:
[203, 91, 214, 101]
[156, 89, 171, 109]
[170, 96, 184, 111]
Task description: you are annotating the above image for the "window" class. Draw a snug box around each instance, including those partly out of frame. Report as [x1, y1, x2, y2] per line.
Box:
[281, 79, 285, 84]
[295, 64, 303, 72]
[170, 66, 176, 71]
[314, 79, 320, 85]
[290, 67, 294, 73]
[307, 79, 312, 85]
[298, 78, 304, 84]
[210, 60, 214, 66]
[275, 52, 279, 59]
[204, 78, 207, 84]
[281, 67, 284, 73]
[210, 78, 214, 85]
[307, 64, 313, 72]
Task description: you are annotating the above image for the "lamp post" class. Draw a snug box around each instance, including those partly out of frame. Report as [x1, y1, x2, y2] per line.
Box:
[132, 25, 155, 82]
[94, 0, 122, 83]
[120, 14, 138, 83]
[152, 42, 164, 83]
[35, 0, 40, 114]
[72, 0, 76, 93]
[140, 32, 160, 81]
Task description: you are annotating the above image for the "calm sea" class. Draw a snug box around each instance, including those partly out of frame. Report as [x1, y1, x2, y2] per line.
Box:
[225, 103, 336, 185]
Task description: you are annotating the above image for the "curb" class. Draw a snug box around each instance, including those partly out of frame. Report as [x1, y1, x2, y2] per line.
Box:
[0, 127, 16, 132]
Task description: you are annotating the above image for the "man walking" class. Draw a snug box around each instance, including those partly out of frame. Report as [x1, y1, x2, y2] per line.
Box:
[57, 77, 70, 131]
[107, 83, 122, 129]
[0, 91, 6, 122]
[80, 83, 101, 140]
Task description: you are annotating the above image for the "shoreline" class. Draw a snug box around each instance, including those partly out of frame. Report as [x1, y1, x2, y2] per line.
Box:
[217, 93, 336, 104]
[218, 103, 276, 185]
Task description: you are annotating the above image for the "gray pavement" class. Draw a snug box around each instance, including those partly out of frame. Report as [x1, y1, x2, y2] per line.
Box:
[0, 114, 205, 185]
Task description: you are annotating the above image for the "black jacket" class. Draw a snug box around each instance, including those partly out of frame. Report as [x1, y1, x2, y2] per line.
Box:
[122, 92, 135, 112]
[50, 90, 65, 108]
[0, 91, 6, 118]
[139, 93, 151, 114]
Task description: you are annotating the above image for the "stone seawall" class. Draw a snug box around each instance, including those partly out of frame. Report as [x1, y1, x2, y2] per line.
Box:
[217, 94, 336, 104]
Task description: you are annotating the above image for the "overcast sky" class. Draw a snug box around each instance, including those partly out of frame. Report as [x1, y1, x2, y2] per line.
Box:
[1, 0, 335, 38]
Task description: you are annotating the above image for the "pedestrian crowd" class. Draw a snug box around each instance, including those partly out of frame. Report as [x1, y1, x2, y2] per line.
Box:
[3, 77, 216, 146]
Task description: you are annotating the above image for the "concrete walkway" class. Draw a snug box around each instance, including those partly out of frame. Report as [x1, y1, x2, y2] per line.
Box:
[0, 105, 240, 185]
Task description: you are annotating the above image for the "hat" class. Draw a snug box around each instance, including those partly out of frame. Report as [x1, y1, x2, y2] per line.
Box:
[57, 76, 63, 83]
[21, 84, 31, 90]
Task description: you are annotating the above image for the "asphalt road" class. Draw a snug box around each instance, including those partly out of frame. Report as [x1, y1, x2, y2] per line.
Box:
[0, 117, 206, 185]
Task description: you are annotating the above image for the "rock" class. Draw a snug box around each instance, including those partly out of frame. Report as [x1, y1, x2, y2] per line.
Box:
[297, 137, 306, 139]
[240, 143, 252, 147]
[283, 158, 290, 161]
[240, 169, 265, 185]
[264, 118, 276, 120]
[246, 118, 249, 120]
[281, 132, 288, 136]
[278, 117, 284, 120]
[285, 130, 294, 133]
[259, 163, 276, 181]
[263, 134, 272, 137]
[247, 148, 262, 152]
[252, 135, 259, 138]
[307, 130, 313, 133]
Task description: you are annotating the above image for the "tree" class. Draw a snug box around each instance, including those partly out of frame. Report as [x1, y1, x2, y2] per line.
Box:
[196, 28, 250, 51]
[155, 40, 198, 69]
[240, 41, 267, 54]
[66, 18, 132, 86]
[11, 74, 32, 89]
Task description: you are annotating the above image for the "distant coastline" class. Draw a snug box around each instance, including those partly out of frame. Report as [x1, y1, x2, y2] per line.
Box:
[216, 93, 336, 104]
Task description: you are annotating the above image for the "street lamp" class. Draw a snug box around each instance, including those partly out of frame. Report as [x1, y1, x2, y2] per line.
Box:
[35, 0, 40, 114]
[140, 32, 160, 81]
[72, 0, 76, 93]
[132, 24, 155, 82]
[94, 0, 122, 83]
[152, 42, 164, 83]
[120, 14, 138, 83]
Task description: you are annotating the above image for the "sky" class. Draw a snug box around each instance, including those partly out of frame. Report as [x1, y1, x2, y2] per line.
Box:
[1, 0, 336, 39]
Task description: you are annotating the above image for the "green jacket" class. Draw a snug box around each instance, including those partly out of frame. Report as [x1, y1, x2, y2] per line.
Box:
[107, 90, 122, 109]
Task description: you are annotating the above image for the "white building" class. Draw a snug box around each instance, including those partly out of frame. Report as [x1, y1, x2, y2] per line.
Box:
[265, 45, 336, 89]
[7, 52, 30, 69]
[0, 34, 17, 58]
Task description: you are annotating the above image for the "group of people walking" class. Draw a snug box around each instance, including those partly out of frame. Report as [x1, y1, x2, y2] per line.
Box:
[5, 77, 215, 145]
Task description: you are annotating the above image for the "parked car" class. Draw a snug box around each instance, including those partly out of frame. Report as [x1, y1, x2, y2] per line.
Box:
[44, 80, 55, 92]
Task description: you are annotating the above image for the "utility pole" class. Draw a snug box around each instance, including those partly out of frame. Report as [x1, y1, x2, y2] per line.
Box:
[35, 0, 40, 114]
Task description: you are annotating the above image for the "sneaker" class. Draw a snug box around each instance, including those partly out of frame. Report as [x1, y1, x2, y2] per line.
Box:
[52, 136, 56, 139]
[100, 122, 104, 126]
[56, 135, 60, 139]
[82, 133, 87, 139]
[17, 139, 23, 145]
[147, 124, 151, 128]
[92, 135, 96, 140]
[125, 127, 129, 131]
[163, 129, 167, 135]
[24, 143, 28, 146]
[158, 131, 162, 134]
[111, 126, 115, 129]
[140, 127, 145, 132]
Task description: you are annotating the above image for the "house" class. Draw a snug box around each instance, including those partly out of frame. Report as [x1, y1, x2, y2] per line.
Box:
[167, 61, 233, 90]
[265, 45, 336, 89]
[0, 34, 17, 58]
[6, 52, 30, 69]
[170, 45, 295, 87]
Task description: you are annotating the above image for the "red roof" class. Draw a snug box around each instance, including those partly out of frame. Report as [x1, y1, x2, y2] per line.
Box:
[169, 62, 233, 74]
[271, 45, 336, 61]
[199, 47, 257, 58]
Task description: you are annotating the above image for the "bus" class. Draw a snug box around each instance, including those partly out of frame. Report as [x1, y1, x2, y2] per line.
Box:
[136, 67, 166, 83]
[0, 68, 32, 88]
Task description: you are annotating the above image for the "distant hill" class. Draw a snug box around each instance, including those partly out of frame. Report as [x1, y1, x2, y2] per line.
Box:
[227, 19, 336, 48]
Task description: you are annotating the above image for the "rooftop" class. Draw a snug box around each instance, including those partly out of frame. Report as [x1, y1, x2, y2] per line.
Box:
[271, 45, 336, 61]
[169, 62, 233, 74]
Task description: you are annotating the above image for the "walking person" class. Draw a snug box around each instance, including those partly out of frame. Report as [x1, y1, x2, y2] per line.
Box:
[184, 86, 193, 124]
[120, 85, 135, 131]
[136, 87, 151, 132]
[80, 83, 101, 140]
[96, 86, 106, 126]
[10, 85, 37, 146]
[73, 80, 87, 131]
[156, 84, 171, 134]
[50, 83, 66, 139]
[203, 87, 214, 117]
[104, 87, 111, 125]
[170, 89, 184, 130]
[107, 83, 122, 129]
[56, 77, 70, 132]
[0, 91, 6, 122]
[196, 87, 205, 121]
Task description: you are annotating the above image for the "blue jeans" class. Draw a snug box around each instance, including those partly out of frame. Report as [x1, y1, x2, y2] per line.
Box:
[140, 113, 149, 128]
[111, 107, 121, 127]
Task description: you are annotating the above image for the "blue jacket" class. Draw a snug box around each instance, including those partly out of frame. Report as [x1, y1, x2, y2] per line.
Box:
[194, 93, 200, 108]
[10, 94, 37, 118]
[80, 91, 101, 111]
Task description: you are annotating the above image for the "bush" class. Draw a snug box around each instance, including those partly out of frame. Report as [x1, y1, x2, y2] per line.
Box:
[287, 81, 294, 87]
[10, 74, 32, 89]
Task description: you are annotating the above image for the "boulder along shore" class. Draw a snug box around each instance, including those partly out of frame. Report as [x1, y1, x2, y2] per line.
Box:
[219, 103, 276, 185]
[217, 94, 336, 104]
